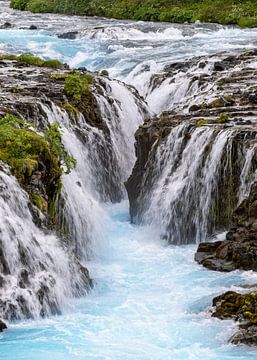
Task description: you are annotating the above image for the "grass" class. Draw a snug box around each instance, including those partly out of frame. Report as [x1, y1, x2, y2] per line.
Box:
[10, 0, 257, 27]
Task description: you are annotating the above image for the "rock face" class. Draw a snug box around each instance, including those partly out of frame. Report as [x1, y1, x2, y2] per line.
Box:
[212, 291, 257, 345]
[126, 51, 257, 244]
[195, 182, 257, 272]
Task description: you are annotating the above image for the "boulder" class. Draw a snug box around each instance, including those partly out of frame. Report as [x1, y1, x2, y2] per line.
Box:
[58, 31, 78, 40]
[0, 319, 7, 332]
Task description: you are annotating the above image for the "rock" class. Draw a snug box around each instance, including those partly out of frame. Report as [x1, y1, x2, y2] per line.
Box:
[230, 326, 257, 345]
[29, 25, 37, 30]
[212, 291, 257, 345]
[195, 182, 257, 272]
[1, 22, 12, 29]
[58, 31, 78, 39]
[0, 319, 7, 332]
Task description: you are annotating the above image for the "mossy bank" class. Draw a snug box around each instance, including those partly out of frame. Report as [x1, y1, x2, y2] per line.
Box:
[10, 0, 257, 27]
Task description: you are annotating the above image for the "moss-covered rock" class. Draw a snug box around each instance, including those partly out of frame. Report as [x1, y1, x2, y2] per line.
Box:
[212, 291, 257, 345]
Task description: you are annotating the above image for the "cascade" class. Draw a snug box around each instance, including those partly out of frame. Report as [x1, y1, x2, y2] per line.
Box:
[127, 123, 257, 244]
[0, 164, 90, 320]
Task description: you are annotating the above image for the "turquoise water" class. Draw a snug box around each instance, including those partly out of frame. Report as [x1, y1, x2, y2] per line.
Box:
[1, 203, 257, 360]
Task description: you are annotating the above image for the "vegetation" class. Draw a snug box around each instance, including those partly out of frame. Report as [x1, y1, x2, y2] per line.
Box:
[0, 114, 76, 214]
[63, 72, 93, 102]
[10, 0, 257, 27]
[0, 114, 75, 182]
[218, 112, 229, 123]
[0, 54, 62, 69]
[196, 118, 208, 127]
[213, 291, 257, 325]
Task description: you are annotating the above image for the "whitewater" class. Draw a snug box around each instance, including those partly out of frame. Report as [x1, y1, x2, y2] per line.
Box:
[1, 1, 257, 359]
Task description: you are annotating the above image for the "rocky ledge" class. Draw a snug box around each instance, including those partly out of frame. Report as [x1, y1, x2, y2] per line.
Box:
[126, 50, 257, 243]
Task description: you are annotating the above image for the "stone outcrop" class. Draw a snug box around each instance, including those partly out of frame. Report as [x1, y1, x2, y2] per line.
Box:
[212, 291, 257, 345]
[195, 182, 257, 272]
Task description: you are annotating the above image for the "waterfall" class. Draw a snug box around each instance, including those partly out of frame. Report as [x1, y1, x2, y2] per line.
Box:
[0, 71, 149, 321]
[39, 77, 149, 259]
[0, 164, 90, 320]
[130, 124, 257, 244]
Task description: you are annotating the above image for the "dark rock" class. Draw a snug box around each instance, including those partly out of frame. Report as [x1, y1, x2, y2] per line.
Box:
[230, 326, 257, 345]
[0, 319, 7, 332]
[1, 22, 12, 29]
[214, 62, 225, 72]
[212, 291, 257, 345]
[58, 31, 78, 40]
[29, 25, 37, 30]
[196, 181, 257, 272]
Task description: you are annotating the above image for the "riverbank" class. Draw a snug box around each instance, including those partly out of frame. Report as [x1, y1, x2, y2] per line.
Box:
[10, 0, 257, 27]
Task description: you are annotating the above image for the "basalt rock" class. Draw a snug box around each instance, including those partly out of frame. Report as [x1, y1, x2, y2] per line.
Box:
[0, 319, 7, 332]
[212, 291, 257, 345]
[195, 183, 257, 272]
[58, 31, 78, 39]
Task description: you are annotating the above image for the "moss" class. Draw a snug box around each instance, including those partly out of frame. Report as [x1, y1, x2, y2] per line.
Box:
[196, 119, 209, 127]
[217, 113, 229, 123]
[209, 98, 225, 108]
[213, 291, 257, 325]
[10, 86, 21, 94]
[0, 115, 61, 185]
[0, 115, 75, 218]
[61, 103, 79, 122]
[0, 54, 63, 69]
[30, 193, 44, 210]
[64, 72, 94, 102]
[100, 69, 109, 76]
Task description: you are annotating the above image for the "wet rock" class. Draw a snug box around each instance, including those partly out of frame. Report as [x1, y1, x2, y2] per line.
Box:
[212, 291, 257, 345]
[58, 31, 78, 39]
[1, 22, 12, 29]
[0, 319, 7, 332]
[196, 181, 257, 272]
[29, 25, 37, 30]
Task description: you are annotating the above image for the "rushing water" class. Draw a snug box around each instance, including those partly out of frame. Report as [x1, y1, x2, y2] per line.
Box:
[1, 0, 257, 358]
[1, 202, 257, 360]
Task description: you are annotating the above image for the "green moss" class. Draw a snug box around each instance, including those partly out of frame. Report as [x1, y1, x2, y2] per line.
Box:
[64, 72, 94, 102]
[61, 103, 79, 122]
[0, 54, 62, 69]
[0, 115, 76, 217]
[30, 193, 44, 210]
[100, 69, 109, 76]
[0, 54, 17, 61]
[213, 291, 257, 325]
[196, 119, 209, 127]
[10, 86, 21, 94]
[0, 115, 60, 184]
[217, 113, 229, 123]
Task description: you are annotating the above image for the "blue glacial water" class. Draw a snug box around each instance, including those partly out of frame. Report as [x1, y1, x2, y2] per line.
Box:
[1, 202, 257, 360]
[1, 2, 257, 358]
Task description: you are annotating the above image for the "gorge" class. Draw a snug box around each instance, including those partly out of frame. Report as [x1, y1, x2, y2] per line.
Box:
[1, 1, 257, 359]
